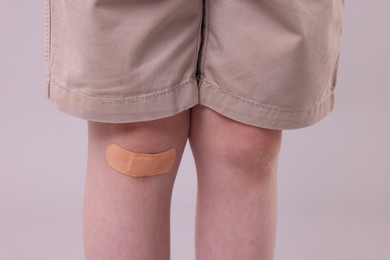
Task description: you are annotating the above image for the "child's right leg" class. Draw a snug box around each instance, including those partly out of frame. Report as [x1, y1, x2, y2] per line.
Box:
[83, 110, 190, 260]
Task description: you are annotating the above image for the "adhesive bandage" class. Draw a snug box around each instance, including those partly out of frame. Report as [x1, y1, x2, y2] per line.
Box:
[105, 143, 176, 177]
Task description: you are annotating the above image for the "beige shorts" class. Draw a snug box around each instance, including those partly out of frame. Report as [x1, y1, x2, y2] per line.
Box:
[44, 0, 345, 130]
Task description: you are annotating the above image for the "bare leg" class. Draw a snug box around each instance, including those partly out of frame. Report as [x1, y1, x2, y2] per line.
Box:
[189, 105, 282, 260]
[83, 111, 190, 260]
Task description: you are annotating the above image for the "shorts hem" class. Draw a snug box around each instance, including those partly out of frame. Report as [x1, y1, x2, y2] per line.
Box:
[46, 77, 199, 123]
[198, 79, 335, 130]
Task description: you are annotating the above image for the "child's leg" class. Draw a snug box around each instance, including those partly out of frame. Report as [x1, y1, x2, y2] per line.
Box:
[83, 110, 190, 260]
[189, 105, 282, 260]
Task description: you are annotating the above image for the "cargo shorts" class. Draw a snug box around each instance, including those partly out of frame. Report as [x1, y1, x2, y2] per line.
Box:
[44, 0, 345, 130]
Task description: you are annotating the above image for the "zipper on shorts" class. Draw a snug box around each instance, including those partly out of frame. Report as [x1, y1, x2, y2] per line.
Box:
[195, 0, 207, 85]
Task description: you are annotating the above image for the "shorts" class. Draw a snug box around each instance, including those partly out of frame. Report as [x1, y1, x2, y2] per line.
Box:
[44, 0, 345, 130]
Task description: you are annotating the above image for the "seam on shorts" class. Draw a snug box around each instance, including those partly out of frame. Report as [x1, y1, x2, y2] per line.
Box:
[201, 0, 210, 78]
[193, 3, 203, 78]
[50, 77, 195, 104]
[201, 78, 335, 113]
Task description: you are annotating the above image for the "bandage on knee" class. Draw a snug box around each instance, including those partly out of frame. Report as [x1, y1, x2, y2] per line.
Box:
[105, 143, 176, 177]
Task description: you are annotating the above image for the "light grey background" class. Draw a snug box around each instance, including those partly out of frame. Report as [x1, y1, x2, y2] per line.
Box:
[1, 1, 389, 259]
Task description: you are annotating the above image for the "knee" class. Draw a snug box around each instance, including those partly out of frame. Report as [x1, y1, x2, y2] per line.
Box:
[87, 112, 190, 177]
[220, 129, 282, 174]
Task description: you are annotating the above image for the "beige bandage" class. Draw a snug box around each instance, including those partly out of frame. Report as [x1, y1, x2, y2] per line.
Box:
[105, 144, 176, 177]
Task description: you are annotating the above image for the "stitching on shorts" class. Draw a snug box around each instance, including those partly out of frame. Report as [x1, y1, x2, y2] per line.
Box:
[44, 0, 52, 98]
[51, 77, 195, 104]
[44, 0, 51, 66]
[201, 79, 334, 113]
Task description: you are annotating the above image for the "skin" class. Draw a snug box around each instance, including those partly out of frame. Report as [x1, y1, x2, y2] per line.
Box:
[83, 104, 282, 260]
